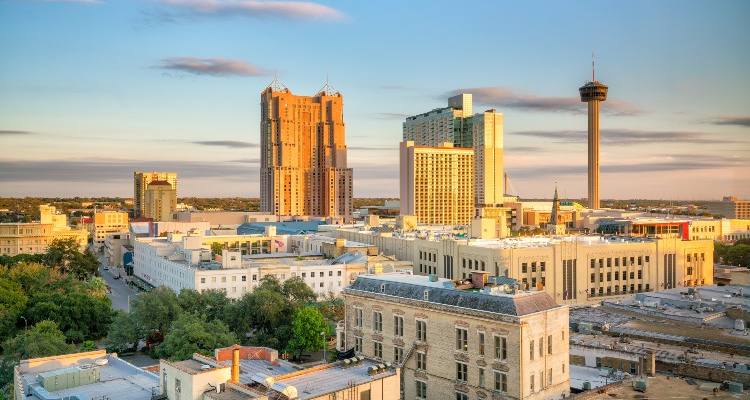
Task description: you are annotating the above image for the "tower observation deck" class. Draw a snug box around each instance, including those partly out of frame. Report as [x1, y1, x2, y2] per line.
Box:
[579, 67, 608, 210]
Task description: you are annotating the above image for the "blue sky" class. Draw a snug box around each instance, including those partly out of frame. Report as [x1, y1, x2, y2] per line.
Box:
[1, 0, 748, 199]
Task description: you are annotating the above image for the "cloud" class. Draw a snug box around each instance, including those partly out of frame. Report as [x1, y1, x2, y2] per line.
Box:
[34, 0, 101, 4]
[349, 146, 397, 151]
[373, 112, 410, 120]
[507, 154, 744, 178]
[0, 130, 36, 136]
[227, 158, 260, 163]
[709, 116, 750, 128]
[191, 140, 259, 148]
[506, 145, 544, 153]
[157, 57, 268, 77]
[511, 128, 742, 145]
[157, 0, 346, 21]
[447, 87, 641, 116]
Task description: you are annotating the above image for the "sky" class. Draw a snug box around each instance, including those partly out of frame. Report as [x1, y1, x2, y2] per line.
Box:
[1, 0, 749, 200]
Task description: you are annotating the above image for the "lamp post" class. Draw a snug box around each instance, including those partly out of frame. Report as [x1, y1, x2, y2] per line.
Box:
[20, 316, 28, 331]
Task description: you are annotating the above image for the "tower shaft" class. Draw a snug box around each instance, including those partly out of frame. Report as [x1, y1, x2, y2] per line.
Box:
[587, 100, 601, 209]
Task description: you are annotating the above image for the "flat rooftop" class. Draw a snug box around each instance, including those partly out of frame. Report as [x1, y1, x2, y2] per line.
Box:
[17, 351, 159, 400]
[273, 358, 396, 399]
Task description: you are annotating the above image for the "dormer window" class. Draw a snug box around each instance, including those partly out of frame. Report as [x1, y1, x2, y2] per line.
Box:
[423, 290, 429, 301]
[380, 284, 385, 293]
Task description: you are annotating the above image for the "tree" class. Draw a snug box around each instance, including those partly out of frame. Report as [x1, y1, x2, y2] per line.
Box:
[282, 277, 317, 306]
[0, 277, 27, 340]
[42, 238, 98, 280]
[318, 294, 344, 323]
[105, 311, 140, 353]
[2, 320, 75, 361]
[726, 244, 750, 267]
[210, 242, 225, 257]
[157, 314, 237, 361]
[178, 289, 230, 323]
[130, 286, 181, 338]
[286, 306, 329, 360]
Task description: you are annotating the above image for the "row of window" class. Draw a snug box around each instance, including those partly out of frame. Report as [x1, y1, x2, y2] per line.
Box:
[590, 270, 642, 283]
[590, 256, 649, 269]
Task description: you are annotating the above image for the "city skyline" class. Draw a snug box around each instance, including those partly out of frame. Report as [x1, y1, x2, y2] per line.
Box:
[1, 0, 749, 199]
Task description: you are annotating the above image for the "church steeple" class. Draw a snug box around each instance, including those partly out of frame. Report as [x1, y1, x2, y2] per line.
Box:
[548, 184, 566, 235]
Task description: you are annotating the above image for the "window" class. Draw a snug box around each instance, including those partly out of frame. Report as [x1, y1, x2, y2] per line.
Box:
[539, 338, 544, 358]
[495, 336, 507, 359]
[373, 312, 382, 332]
[416, 351, 427, 370]
[530, 374, 535, 392]
[355, 308, 363, 327]
[456, 328, 468, 351]
[416, 381, 427, 400]
[200, 278, 205, 284]
[591, 273, 595, 283]
[456, 362, 468, 382]
[455, 393, 468, 400]
[529, 340, 535, 360]
[531, 262, 537, 272]
[548, 335, 552, 354]
[540, 261, 546, 271]
[354, 336, 362, 352]
[494, 371, 507, 392]
[337, 271, 342, 276]
[394, 346, 403, 363]
[478, 332, 485, 356]
[548, 368, 553, 385]
[478, 367, 485, 388]
[241, 275, 246, 282]
[416, 320, 427, 341]
[522, 262, 527, 273]
[302, 272, 306, 278]
[394, 316, 404, 337]
[373, 341, 383, 358]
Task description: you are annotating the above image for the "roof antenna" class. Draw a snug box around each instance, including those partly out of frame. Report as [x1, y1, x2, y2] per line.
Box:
[592, 51, 595, 82]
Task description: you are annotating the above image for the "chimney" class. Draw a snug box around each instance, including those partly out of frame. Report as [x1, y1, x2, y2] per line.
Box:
[231, 348, 240, 384]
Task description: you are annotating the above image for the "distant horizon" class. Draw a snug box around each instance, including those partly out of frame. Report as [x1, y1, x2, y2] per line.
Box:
[1, 0, 748, 199]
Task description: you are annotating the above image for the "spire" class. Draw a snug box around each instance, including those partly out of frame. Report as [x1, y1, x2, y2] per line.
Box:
[318, 75, 338, 96]
[266, 72, 287, 92]
[592, 51, 595, 82]
[550, 183, 561, 225]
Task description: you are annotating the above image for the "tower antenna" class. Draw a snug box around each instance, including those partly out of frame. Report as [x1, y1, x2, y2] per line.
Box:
[592, 51, 595, 82]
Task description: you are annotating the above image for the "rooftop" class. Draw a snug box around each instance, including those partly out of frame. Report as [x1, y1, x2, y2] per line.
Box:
[17, 350, 159, 400]
[345, 274, 562, 317]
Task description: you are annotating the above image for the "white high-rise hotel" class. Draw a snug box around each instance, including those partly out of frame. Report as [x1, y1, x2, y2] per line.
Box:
[401, 94, 504, 225]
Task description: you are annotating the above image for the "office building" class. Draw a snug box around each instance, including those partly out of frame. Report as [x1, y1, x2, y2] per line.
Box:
[399, 141, 474, 225]
[260, 81, 353, 221]
[133, 171, 177, 217]
[144, 180, 177, 222]
[403, 93, 474, 147]
[579, 64, 608, 209]
[336, 227, 714, 305]
[705, 196, 750, 219]
[13, 350, 159, 400]
[341, 274, 570, 400]
[91, 210, 129, 250]
[174, 211, 277, 226]
[0, 205, 88, 256]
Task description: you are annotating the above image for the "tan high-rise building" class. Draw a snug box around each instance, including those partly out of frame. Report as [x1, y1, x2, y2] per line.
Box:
[91, 210, 129, 250]
[144, 181, 176, 221]
[472, 109, 504, 207]
[400, 141, 474, 225]
[260, 82, 353, 220]
[133, 171, 177, 217]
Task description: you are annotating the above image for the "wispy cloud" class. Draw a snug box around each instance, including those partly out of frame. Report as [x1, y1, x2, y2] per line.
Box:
[373, 112, 410, 120]
[511, 128, 742, 145]
[34, 0, 101, 4]
[506, 145, 544, 153]
[447, 87, 641, 116]
[0, 130, 36, 136]
[349, 146, 397, 151]
[191, 140, 259, 148]
[157, 0, 346, 21]
[708, 115, 750, 128]
[227, 158, 260, 163]
[157, 57, 268, 77]
[507, 154, 745, 178]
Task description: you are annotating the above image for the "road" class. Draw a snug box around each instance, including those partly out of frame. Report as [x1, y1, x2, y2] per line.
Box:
[95, 249, 138, 312]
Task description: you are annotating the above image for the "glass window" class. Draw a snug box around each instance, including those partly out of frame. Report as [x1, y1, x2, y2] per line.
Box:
[394, 316, 404, 337]
[416, 381, 427, 400]
[373, 312, 382, 332]
[456, 362, 468, 382]
[373, 341, 382, 358]
[495, 336, 507, 359]
[494, 371, 507, 392]
[478, 332, 485, 356]
[416, 352, 427, 370]
[456, 328, 468, 351]
[416, 320, 427, 341]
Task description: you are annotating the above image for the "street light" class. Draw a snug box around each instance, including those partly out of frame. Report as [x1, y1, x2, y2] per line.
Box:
[20, 316, 28, 331]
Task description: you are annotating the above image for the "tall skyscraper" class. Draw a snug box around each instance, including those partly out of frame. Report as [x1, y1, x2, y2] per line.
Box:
[133, 171, 177, 217]
[579, 62, 608, 209]
[400, 141, 474, 225]
[260, 81, 353, 220]
[144, 180, 176, 221]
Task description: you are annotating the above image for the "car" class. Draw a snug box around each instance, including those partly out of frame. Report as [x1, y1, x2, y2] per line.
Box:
[113, 275, 121, 280]
[104, 267, 109, 271]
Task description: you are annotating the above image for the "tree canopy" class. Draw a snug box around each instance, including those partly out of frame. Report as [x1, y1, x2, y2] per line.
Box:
[286, 306, 330, 359]
[157, 314, 237, 361]
[715, 240, 750, 268]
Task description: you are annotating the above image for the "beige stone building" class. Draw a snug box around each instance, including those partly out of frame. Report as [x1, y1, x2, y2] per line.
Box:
[0, 205, 88, 256]
[133, 171, 177, 217]
[90, 210, 129, 250]
[260, 82, 353, 221]
[341, 274, 570, 400]
[144, 180, 177, 222]
[399, 141, 474, 225]
[336, 228, 714, 306]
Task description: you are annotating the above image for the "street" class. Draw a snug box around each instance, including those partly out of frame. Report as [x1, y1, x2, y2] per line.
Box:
[95, 249, 138, 312]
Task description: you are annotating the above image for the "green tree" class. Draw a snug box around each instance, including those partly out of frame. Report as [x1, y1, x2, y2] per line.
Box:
[318, 294, 344, 323]
[726, 244, 750, 267]
[286, 306, 330, 360]
[130, 287, 181, 339]
[105, 311, 140, 353]
[210, 242, 225, 257]
[178, 289, 230, 323]
[0, 277, 27, 340]
[282, 277, 317, 306]
[43, 238, 99, 280]
[157, 314, 237, 361]
[2, 320, 75, 361]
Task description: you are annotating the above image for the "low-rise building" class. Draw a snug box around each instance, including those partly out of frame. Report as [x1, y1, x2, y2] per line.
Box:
[341, 274, 570, 400]
[174, 211, 277, 226]
[13, 350, 159, 400]
[336, 227, 714, 305]
[91, 210, 129, 250]
[0, 205, 88, 256]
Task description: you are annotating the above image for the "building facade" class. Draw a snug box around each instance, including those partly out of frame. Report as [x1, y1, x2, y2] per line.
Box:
[341, 275, 570, 400]
[91, 210, 129, 250]
[706, 196, 750, 219]
[260, 83, 353, 220]
[144, 180, 177, 222]
[0, 205, 88, 256]
[403, 93, 474, 147]
[336, 228, 714, 306]
[133, 171, 177, 217]
[399, 141, 475, 225]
